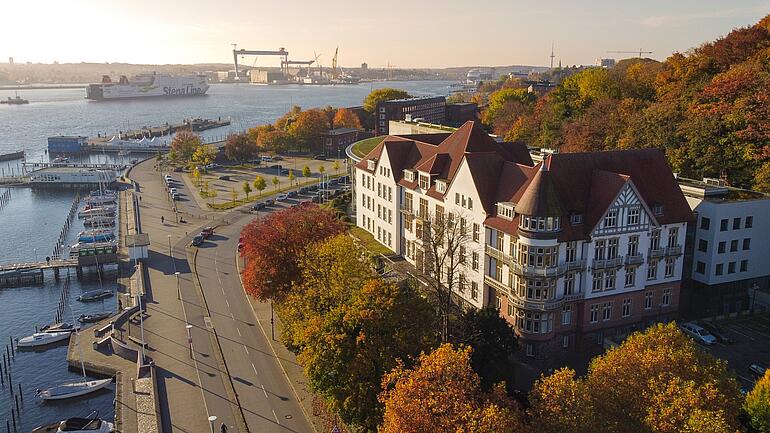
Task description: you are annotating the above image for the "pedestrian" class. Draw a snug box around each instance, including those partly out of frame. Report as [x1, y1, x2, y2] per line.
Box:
[161, 215, 165, 225]
[221, 423, 227, 433]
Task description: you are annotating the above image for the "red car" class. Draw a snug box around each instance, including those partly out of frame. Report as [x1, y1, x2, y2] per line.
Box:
[200, 227, 214, 238]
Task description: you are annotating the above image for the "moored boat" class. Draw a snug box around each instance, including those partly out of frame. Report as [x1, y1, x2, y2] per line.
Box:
[40, 322, 76, 333]
[84, 196, 116, 205]
[83, 216, 115, 227]
[76, 290, 113, 302]
[36, 378, 112, 401]
[30, 414, 114, 433]
[77, 233, 114, 243]
[78, 208, 116, 218]
[78, 312, 111, 323]
[16, 331, 72, 348]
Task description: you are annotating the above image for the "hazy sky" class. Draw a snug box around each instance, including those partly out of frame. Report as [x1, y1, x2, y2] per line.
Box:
[2, 0, 769, 68]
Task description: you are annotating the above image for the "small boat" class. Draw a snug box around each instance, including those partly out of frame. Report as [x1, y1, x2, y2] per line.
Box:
[83, 204, 116, 212]
[84, 195, 116, 205]
[88, 190, 117, 198]
[77, 290, 113, 302]
[78, 233, 114, 243]
[40, 322, 76, 333]
[78, 208, 115, 218]
[16, 331, 72, 348]
[78, 312, 111, 323]
[36, 378, 112, 401]
[30, 414, 115, 432]
[1, 92, 29, 105]
[83, 217, 115, 227]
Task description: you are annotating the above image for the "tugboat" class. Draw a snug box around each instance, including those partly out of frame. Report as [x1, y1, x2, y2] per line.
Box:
[0, 92, 29, 105]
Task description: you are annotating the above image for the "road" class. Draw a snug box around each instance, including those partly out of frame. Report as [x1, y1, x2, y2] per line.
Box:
[132, 157, 318, 433]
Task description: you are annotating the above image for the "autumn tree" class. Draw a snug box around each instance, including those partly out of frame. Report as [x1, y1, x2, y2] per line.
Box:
[333, 107, 362, 129]
[242, 181, 252, 199]
[192, 144, 217, 168]
[271, 176, 279, 192]
[482, 88, 535, 129]
[363, 88, 411, 113]
[745, 370, 770, 432]
[252, 175, 266, 196]
[287, 169, 295, 186]
[240, 205, 345, 300]
[224, 132, 257, 163]
[289, 108, 329, 151]
[258, 128, 292, 153]
[170, 130, 201, 161]
[380, 344, 524, 433]
[302, 165, 311, 180]
[207, 187, 217, 206]
[528, 323, 743, 433]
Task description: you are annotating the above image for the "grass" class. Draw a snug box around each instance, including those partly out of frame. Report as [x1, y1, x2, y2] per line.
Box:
[207, 174, 346, 210]
[350, 136, 385, 159]
[349, 226, 394, 256]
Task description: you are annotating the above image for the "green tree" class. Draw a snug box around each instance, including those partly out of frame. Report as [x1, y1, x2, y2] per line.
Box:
[745, 370, 770, 432]
[483, 88, 536, 126]
[363, 88, 411, 113]
[253, 176, 266, 197]
[208, 187, 217, 206]
[243, 181, 252, 199]
[272, 176, 279, 192]
[333, 160, 340, 176]
[287, 170, 295, 186]
[230, 187, 237, 203]
[170, 130, 201, 161]
[192, 167, 201, 187]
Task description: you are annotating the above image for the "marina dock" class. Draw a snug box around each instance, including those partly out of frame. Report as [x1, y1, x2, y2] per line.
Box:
[90, 117, 231, 142]
[0, 151, 24, 162]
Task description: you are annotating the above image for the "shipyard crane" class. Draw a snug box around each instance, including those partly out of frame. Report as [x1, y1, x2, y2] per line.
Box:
[607, 48, 653, 58]
[231, 44, 289, 80]
[281, 59, 315, 77]
[331, 47, 339, 79]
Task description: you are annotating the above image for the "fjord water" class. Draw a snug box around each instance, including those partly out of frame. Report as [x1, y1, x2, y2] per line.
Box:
[0, 81, 452, 430]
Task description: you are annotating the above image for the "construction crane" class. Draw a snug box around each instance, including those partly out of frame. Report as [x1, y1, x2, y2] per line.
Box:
[231, 44, 289, 80]
[331, 47, 339, 80]
[281, 59, 315, 77]
[607, 48, 653, 58]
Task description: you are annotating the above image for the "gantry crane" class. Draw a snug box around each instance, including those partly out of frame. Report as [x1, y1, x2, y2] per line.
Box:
[231, 44, 289, 80]
[281, 59, 315, 77]
[331, 47, 339, 79]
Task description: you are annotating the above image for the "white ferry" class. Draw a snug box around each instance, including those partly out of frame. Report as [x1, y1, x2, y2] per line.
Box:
[86, 73, 209, 100]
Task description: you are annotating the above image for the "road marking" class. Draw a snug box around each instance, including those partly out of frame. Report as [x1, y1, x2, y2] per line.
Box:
[225, 299, 230, 308]
[243, 344, 249, 354]
[252, 363, 258, 376]
[236, 328, 241, 336]
[230, 312, 235, 319]
[272, 409, 280, 425]
[262, 383, 269, 399]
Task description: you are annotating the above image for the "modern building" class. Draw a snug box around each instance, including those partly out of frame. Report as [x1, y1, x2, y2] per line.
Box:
[316, 128, 368, 157]
[445, 103, 479, 127]
[375, 96, 446, 135]
[354, 122, 692, 360]
[594, 58, 616, 68]
[678, 177, 770, 318]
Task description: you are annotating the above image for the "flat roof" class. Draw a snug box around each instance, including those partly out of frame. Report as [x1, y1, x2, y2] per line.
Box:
[325, 127, 361, 135]
[48, 135, 88, 139]
[384, 96, 446, 104]
[37, 167, 114, 173]
[677, 177, 769, 202]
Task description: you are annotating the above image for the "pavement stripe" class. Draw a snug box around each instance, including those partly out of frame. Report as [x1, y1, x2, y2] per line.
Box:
[272, 409, 280, 425]
[252, 363, 258, 376]
[236, 328, 242, 336]
[262, 383, 269, 399]
[243, 344, 249, 354]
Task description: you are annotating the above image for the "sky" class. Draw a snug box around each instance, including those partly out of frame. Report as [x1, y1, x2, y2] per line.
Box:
[2, 0, 769, 68]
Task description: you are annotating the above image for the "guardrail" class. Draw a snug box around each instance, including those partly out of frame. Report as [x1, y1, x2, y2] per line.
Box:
[591, 256, 624, 270]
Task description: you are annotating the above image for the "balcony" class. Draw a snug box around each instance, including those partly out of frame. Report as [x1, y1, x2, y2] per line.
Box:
[485, 245, 508, 263]
[625, 254, 644, 265]
[665, 245, 682, 256]
[565, 258, 587, 271]
[484, 274, 510, 295]
[507, 294, 564, 311]
[648, 247, 665, 258]
[510, 262, 567, 278]
[591, 256, 624, 270]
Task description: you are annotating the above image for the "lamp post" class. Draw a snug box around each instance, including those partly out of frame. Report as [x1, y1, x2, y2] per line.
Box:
[208, 415, 217, 433]
[186, 324, 193, 358]
[167, 234, 172, 262]
[175, 271, 181, 300]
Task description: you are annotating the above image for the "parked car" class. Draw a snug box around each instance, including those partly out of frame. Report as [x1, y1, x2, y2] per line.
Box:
[276, 193, 288, 201]
[698, 322, 734, 344]
[287, 191, 298, 198]
[265, 198, 275, 206]
[272, 156, 284, 161]
[307, 184, 318, 191]
[190, 235, 204, 246]
[171, 193, 180, 200]
[313, 154, 327, 160]
[169, 188, 177, 194]
[200, 227, 214, 238]
[680, 322, 717, 345]
[173, 166, 184, 172]
[252, 202, 265, 211]
[218, 175, 231, 181]
[261, 155, 273, 162]
[280, 169, 289, 176]
[749, 363, 768, 377]
[299, 187, 309, 194]
[311, 195, 321, 203]
[329, 178, 339, 185]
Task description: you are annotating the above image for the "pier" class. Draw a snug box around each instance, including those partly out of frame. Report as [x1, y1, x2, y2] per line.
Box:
[90, 117, 231, 142]
[52, 192, 81, 260]
[0, 151, 24, 162]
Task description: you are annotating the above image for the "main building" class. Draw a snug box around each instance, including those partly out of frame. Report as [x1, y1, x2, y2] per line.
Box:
[354, 122, 693, 359]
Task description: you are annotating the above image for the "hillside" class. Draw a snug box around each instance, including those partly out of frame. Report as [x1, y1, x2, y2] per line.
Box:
[481, 14, 770, 193]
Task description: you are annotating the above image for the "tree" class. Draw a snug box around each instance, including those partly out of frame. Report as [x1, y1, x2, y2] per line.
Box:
[272, 176, 279, 192]
[230, 187, 237, 203]
[333, 107, 362, 129]
[192, 144, 217, 168]
[192, 167, 201, 187]
[287, 169, 295, 186]
[258, 128, 292, 153]
[253, 175, 266, 197]
[454, 306, 517, 392]
[363, 88, 411, 113]
[243, 181, 252, 199]
[225, 132, 257, 163]
[333, 160, 340, 176]
[302, 165, 311, 180]
[482, 88, 535, 128]
[170, 130, 201, 161]
[240, 205, 346, 301]
[745, 370, 770, 432]
[528, 323, 743, 433]
[380, 344, 524, 433]
[288, 108, 329, 151]
[208, 187, 217, 206]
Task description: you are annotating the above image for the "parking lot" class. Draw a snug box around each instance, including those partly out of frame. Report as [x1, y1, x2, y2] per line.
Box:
[695, 313, 770, 388]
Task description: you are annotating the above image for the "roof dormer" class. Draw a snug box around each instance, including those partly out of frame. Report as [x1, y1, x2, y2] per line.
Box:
[403, 169, 416, 182]
[496, 202, 515, 220]
[367, 159, 376, 171]
[435, 179, 448, 194]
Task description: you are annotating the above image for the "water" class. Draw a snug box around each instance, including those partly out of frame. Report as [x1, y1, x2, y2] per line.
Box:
[0, 81, 453, 430]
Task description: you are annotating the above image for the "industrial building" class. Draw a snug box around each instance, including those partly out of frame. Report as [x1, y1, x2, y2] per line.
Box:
[375, 96, 447, 135]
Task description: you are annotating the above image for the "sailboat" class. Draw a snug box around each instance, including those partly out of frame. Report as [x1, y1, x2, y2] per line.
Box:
[36, 296, 113, 401]
[30, 411, 114, 432]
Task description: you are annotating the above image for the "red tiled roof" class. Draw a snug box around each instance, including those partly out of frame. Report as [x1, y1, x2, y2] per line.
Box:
[515, 163, 565, 217]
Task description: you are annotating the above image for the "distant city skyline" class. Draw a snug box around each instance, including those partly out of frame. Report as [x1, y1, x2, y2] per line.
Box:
[3, 0, 769, 68]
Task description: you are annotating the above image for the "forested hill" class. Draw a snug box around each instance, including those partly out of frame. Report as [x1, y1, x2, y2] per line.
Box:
[483, 14, 770, 192]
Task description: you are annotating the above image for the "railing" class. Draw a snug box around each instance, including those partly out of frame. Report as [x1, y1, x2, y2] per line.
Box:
[665, 245, 682, 256]
[484, 274, 510, 295]
[566, 258, 587, 271]
[485, 245, 508, 263]
[591, 256, 624, 270]
[510, 261, 567, 278]
[648, 247, 665, 258]
[625, 254, 644, 265]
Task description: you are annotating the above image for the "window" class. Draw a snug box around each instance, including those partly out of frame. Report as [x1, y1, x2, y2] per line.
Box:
[625, 266, 636, 287]
[526, 343, 534, 357]
[622, 299, 631, 318]
[563, 335, 570, 348]
[473, 223, 480, 242]
[419, 175, 430, 190]
[404, 192, 413, 212]
[628, 235, 639, 256]
[507, 303, 513, 317]
[592, 272, 603, 292]
[700, 217, 710, 230]
[562, 305, 572, 325]
[650, 230, 661, 250]
[647, 260, 658, 280]
[644, 291, 653, 310]
[741, 260, 748, 272]
[497, 203, 514, 219]
[715, 263, 723, 276]
[720, 219, 728, 231]
[696, 261, 706, 274]
[590, 304, 599, 323]
[662, 288, 671, 307]
[471, 281, 479, 300]
[472, 252, 479, 271]
[667, 227, 679, 248]
[495, 231, 504, 250]
[566, 241, 577, 262]
[403, 170, 415, 182]
[602, 302, 612, 321]
[604, 270, 616, 290]
[728, 262, 736, 274]
[594, 239, 606, 260]
[455, 193, 460, 205]
[516, 310, 553, 334]
[664, 258, 675, 278]
[604, 209, 618, 228]
[436, 180, 447, 193]
[652, 204, 663, 216]
[733, 217, 741, 230]
[468, 197, 473, 210]
[571, 213, 583, 225]
[743, 238, 751, 250]
[419, 198, 428, 219]
[698, 239, 708, 252]
[564, 273, 576, 295]
[607, 238, 619, 259]
[718, 242, 725, 254]
[730, 240, 738, 252]
[746, 216, 753, 228]
[627, 208, 640, 225]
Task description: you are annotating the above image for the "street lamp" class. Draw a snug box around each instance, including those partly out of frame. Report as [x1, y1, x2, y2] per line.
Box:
[175, 271, 181, 300]
[186, 324, 193, 358]
[208, 415, 217, 433]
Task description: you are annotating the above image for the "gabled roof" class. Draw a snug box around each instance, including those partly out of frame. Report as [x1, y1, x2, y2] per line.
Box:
[584, 170, 629, 231]
[515, 163, 564, 217]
